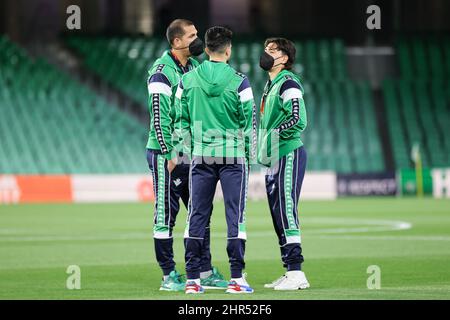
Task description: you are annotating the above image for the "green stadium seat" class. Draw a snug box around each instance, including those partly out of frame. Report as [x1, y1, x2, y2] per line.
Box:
[382, 37, 450, 170]
[0, 36, 148, 174]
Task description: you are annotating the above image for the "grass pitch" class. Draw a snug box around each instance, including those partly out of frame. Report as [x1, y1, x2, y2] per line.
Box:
[0, 198, 449, 299]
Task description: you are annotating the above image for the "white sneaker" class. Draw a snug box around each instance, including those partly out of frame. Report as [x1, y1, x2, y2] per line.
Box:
[264, 274, 287, 288]
[274, 271, 310, 290]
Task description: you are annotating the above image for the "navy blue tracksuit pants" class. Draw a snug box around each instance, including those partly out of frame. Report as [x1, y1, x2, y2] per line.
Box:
[185, 156, 248, 280]
[147, 149, 212, 276]
[266, 146, 307, 271]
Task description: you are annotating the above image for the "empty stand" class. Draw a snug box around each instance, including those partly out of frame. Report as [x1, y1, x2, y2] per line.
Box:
[0, 35, 148, 174]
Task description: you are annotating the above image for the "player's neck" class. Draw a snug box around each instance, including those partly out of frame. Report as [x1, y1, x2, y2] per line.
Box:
[170, 49, 189, 67]
[268, 67, 284, 80]
[208, 55, 227, 63]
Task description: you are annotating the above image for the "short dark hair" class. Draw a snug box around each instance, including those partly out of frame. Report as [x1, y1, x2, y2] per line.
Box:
[166, 19, 194, 45]
[264, 37, 296, 70]
[205, 26, 233, 54]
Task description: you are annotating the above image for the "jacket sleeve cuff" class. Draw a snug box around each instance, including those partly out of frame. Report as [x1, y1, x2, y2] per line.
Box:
[163, 150, 176, 160]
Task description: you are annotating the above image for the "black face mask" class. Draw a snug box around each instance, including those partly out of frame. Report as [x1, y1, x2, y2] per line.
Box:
[177, 37, 204, 56]
[259, 52, 284, 71]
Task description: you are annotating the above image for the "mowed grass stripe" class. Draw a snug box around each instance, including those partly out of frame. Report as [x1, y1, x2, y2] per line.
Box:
[0, 198, 449, 299]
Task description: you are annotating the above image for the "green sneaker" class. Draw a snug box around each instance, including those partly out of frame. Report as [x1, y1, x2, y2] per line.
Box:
[159, 270, 186, 292]
[200, 267, 228, 289]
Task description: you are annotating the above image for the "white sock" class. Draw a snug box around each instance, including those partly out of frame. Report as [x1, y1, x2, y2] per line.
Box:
[286, 270, 302, 274]
[286, 270, 303, 278]
[163, 275, 169, 281]
[187, 279, 200, 285]
[200, 270, 212, 279]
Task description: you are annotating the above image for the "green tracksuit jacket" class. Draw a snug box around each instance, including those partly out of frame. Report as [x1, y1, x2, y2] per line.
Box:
[175, 60, 257, 162]
[257, 69, 307, 167]
[146, 50, 199, 159]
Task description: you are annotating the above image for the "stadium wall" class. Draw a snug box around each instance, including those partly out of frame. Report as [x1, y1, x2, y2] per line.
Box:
[0, 172, 336, 204]
[1, 169, 449, 204]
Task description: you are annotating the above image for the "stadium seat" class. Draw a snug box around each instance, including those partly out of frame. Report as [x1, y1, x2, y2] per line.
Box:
[382, 36, 450, 170]
[0, 36, 148, 174]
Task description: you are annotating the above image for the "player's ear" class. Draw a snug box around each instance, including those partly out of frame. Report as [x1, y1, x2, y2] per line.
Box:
[172, 37, 181, 49]
[205, 47, 211, 56]
[282, 53, 289, 65]
[226, 45, 232, 59]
